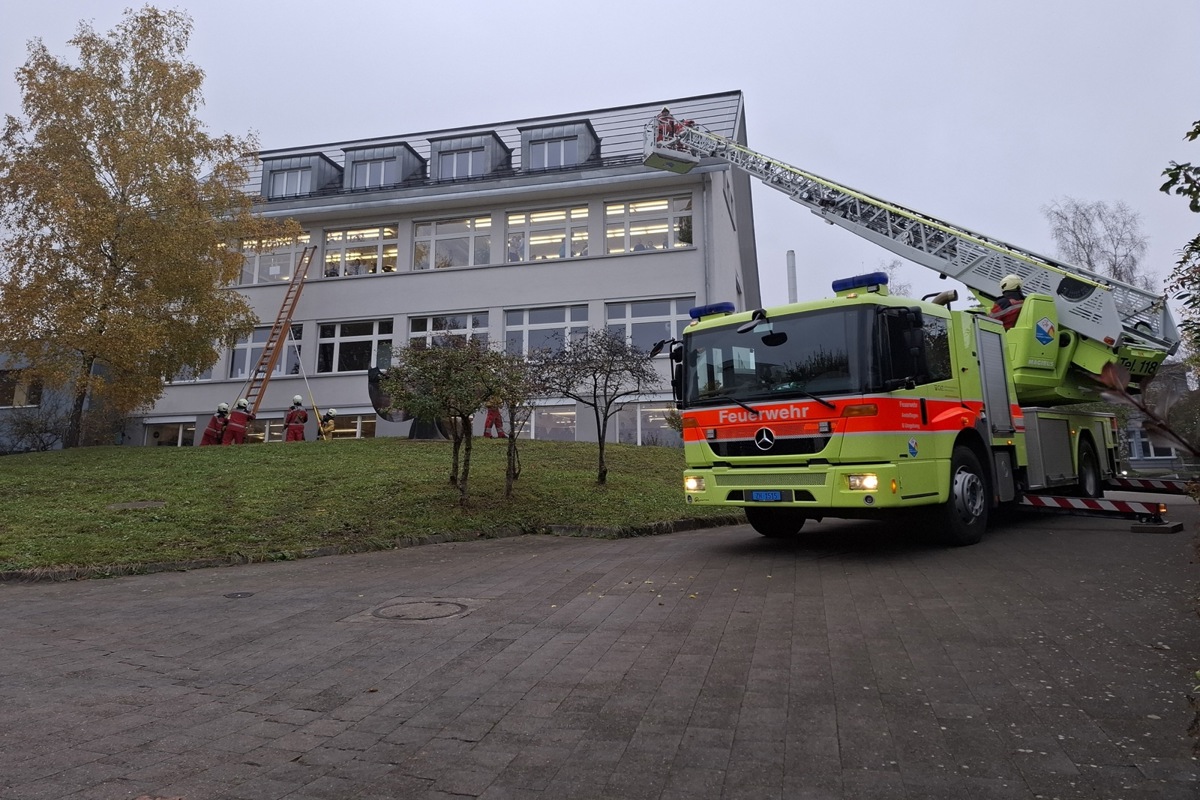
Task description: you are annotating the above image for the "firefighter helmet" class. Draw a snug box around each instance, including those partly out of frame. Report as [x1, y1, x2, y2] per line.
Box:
[293, 395, 303, 405]
[217, 402, 230, 413]
[999, 274, 1023, 292]
[236, 398, 248, 409]
[326, 409, 337, 417]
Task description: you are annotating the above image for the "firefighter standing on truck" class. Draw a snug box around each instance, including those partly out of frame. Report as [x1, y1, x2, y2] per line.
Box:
[989, 274, 1026, 330]
[199, 403, 229, 446]
[284, 395, 308, 442]
[222, 398, 255, 445]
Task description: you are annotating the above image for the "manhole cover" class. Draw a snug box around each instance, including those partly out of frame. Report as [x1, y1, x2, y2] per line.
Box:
[371, 600, 467, 621]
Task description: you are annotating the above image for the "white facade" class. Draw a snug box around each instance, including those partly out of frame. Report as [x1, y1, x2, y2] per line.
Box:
[137, 91, 761, 446]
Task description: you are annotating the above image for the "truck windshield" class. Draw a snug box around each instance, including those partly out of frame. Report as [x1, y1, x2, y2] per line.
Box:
[681, 307, 875, 407]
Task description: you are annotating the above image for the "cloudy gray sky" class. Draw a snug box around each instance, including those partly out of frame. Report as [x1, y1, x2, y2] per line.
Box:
[3, 0, 1197, 307]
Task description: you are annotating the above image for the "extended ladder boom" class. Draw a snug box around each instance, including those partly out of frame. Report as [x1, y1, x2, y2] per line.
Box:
[238, 245, 317, 415]
[645, 115, 1178, 355]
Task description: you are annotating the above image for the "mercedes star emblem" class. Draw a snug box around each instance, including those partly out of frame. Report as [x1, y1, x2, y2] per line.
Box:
[754, 428, 776, 451]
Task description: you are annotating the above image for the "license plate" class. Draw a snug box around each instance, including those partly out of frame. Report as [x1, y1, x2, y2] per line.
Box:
[751, 490, 783, 502]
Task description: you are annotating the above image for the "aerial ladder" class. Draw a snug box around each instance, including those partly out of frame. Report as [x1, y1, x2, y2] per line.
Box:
[644, 113, 1179, 391]
[235, 245, 317, 415]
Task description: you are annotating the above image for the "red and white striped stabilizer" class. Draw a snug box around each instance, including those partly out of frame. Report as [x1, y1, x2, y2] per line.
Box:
[1019, 494, 1167, 518]
[1107, 477, 1194, 495]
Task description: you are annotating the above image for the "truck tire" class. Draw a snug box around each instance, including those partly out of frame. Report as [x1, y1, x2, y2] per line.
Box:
[745, 507, 806, 537]
[935, 445, 988, 546]
[1076, 438, 1103, 498]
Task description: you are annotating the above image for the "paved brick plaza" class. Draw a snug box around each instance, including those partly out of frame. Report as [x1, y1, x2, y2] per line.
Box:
[1, 504, 1197, 799]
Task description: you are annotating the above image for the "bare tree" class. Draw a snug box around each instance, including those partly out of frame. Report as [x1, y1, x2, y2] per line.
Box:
[878, 258, 912, 297]
[1042, 198, 1153, 289]
[528, 329, 660, 484]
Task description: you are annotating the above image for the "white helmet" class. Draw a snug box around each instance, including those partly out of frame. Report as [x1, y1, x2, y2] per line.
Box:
[999, 274, 1023, 292]
[236, 398, 248, 409]
[217, 402, 230, 413]
[326, 408, 337, 416]
[293, 395, 303, 405]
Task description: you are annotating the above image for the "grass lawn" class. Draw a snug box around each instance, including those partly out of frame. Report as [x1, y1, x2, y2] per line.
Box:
[0, 438, 738, 575]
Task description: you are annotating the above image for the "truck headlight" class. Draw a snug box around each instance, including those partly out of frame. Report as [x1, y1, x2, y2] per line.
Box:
[847, 474, 879, 491]
[684, 476, 705, 492]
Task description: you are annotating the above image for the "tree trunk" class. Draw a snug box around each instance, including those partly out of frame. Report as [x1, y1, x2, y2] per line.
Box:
[449, 420, 462, 486]
[62, 357, 95, 449]
[458, 414, 472, 506]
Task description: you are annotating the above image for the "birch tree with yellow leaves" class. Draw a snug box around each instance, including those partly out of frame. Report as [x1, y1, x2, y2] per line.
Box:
[0, 7, 295, 447]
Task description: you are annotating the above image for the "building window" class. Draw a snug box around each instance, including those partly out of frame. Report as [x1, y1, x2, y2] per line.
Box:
[351, 159, 392, 189]
[413, 217, 492, 270]
[317, 320, 393, 373]
[169, 364, 213, 383]
[438, 148, 485, 180]
[529, 405, 576, 441]
[505, 306, 588, 355]
[326, 414, 376, 439]
[240, 234, 311, 285]
[506, 207, 589, 262]
[605, 195, 694, 254]
[616, 402, 683, 447]
[144, 422, 194, 447]
[324, 226, 398, 277]
[606, 297, 696, 354]
[0, 371, 42, 408]
[409, 313, 489, 349]
[268, 168, 312, 199]
[528, 137, 578, 170]
[229, 325, 303, 380]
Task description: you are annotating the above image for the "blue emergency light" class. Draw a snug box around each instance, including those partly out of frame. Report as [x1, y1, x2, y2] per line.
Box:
[689, 301, 736, 319]
[831, 272, 889, 293]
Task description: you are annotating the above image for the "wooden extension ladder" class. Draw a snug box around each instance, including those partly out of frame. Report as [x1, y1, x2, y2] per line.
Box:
[238, 245, 317, 415]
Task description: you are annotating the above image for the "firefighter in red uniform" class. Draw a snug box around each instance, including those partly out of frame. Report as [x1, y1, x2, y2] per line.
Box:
[199, 403, 229, 446]
[284, 395, 308, 442]
[221, 398, 255, 445]
[989, 274, 1026, 330]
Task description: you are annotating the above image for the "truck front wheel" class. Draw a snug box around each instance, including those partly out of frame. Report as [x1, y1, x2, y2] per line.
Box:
[745, 507, 806, 537]
[1076, 439, 1103, 498]
[935, 445, 988, 546]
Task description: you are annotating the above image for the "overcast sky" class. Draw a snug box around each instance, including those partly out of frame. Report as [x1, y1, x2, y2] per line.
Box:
[3, 0, 1197, 308]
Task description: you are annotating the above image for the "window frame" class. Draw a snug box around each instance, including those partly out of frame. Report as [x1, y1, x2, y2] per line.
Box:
[268, 168, 312, 199]
[408, 312, 490, 349]
[413, 216, 493, 270]
[528, 137, 579, 170]
[317, 320, 394, 374]
[504, 305, 588, 355]
[605, 296, 696, 355]
[228, 325, 304, 380]
[604, 195, 694, 254]
[239, 233, 312, 286]
[438, 148, 486, 180]
[0, 370, 43, 408]
[323, 225, 399, 278]
[506, 206, 589, 263]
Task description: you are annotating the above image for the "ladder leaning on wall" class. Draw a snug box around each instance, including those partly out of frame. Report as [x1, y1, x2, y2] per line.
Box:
[234, 245, 317, 416]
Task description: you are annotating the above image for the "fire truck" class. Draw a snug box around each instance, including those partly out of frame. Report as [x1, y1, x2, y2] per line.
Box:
[643, 112, 1181, 545]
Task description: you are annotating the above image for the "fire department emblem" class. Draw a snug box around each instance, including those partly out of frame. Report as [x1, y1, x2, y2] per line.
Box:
[908, 438, 918, 457]
[754, 428, 776, 451]
[1035, 317, 1055, 345]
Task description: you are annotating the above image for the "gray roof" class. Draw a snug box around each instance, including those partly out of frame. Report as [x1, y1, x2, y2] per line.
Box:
[244, 90, 745, 195]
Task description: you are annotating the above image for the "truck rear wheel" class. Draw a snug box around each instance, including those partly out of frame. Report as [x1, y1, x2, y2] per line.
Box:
[935, 445, 988, 546]
[1076, 439, 1103, 498]
[745, 507, 806, 537]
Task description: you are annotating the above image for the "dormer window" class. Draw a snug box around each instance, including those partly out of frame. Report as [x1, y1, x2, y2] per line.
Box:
[352, 159, 389, 189]
[429, 133, 509, 181]
[520, 120, 598, 171]
[438, 148, 486, 180]
[269, 168, 311, 198]
[528, 137, 578, 170]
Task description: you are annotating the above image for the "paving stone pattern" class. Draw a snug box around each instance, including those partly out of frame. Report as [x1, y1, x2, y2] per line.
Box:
[1, 505, 1198, 799]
